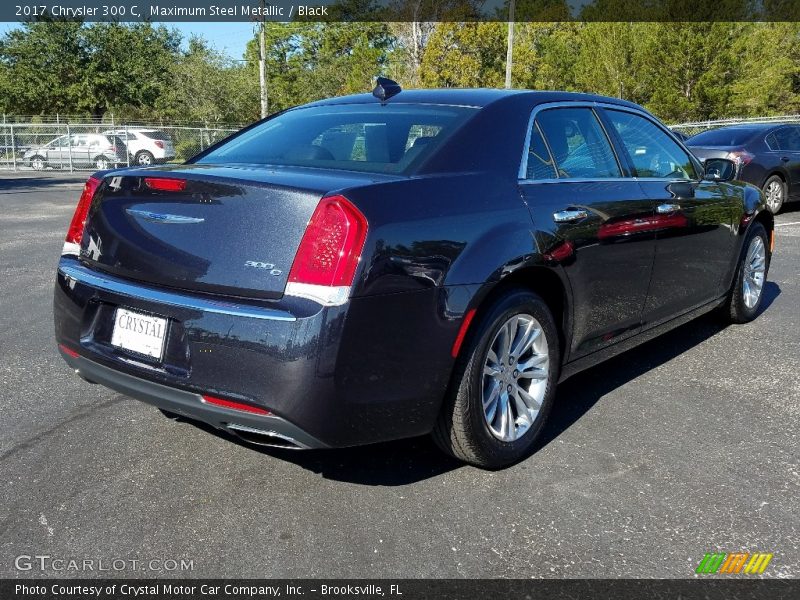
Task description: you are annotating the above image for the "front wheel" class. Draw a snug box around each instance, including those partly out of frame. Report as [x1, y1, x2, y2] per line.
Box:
[723, 222, 769, 324]
[433, 289, 560, 469]
[31, 156, 46, 170]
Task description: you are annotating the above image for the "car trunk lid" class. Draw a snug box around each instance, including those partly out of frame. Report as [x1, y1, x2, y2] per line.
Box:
[80, 165, 394, 300]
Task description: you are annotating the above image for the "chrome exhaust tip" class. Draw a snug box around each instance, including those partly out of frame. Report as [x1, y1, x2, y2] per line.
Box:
[226, 423, 307, 450]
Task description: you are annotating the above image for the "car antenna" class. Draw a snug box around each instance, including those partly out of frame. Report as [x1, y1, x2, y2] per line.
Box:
[372, 77, 401, 104]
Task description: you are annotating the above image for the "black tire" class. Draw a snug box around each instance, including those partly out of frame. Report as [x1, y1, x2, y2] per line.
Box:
[94, 155, 111, 170]
[135, 150, 155, 166]
[433, 289, 561, 469]
[722, 222, 770, 324]
[762, 175, 786, 214]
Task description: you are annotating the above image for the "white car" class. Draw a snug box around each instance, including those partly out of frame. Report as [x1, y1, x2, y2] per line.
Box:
[23, 133, 123, 170]
[102, 129, 176, 165]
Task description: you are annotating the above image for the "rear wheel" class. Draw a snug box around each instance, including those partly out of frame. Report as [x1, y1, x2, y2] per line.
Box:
[433, 289, 560, 469]
[723, 222, 769, 323]
[94, 156, 111, 170]
[762, 175, 785, 214]
[135, 150, 155, 166]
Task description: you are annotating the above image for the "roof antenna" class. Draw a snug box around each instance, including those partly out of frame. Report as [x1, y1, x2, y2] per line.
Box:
[372, 77, 401, 104]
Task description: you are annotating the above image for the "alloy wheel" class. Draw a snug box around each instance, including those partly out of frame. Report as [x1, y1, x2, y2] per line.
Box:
[482, 314, 549, 442]
[95, 157, 110, 170]
[742, 236, 766, 309]
[137, 153, 153, 165]
[31, 157, 45, 170]
[765, 180, 783, 213]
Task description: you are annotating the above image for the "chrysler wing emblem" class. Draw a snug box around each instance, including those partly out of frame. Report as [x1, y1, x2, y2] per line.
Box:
[126, 209, 205, 224]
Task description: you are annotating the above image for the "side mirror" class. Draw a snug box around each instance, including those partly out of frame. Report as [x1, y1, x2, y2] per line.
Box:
[703, 158, 737, 182]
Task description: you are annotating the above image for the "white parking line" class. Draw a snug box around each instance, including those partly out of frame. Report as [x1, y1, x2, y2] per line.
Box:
[776, 221, 800, 227]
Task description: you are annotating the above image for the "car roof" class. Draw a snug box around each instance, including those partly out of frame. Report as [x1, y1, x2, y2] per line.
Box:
[302, 88, 642, 111]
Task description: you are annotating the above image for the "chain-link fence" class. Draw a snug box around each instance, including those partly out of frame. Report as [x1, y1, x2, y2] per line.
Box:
[0, 120, 240, 172]
[670, 115, 800, 138]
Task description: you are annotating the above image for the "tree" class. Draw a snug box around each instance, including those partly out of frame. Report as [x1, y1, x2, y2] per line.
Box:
[419, 23, 506, 87]
[0, 21, 180, 119]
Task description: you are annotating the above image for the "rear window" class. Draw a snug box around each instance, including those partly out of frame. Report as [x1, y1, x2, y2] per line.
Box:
[194, 104, 477, 174]
[686, 128, 758, 146]
[139, 130, 172, 141]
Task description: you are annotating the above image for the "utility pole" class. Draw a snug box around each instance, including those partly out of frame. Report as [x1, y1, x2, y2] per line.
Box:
[504, 0, 515, 89]
[258, 0, 269, 118]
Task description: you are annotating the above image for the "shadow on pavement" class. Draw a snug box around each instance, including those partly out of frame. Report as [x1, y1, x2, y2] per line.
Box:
[183, 283, 781, 486]
[0, 174, 88, 189]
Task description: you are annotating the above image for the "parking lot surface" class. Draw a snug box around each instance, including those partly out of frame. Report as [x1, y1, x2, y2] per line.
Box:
[1, 173, 798, 578]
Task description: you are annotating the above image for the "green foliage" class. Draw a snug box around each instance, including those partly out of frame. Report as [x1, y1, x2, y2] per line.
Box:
[2, 20, 800, 126]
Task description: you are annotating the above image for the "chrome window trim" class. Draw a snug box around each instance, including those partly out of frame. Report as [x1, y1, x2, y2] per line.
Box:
[58, 259, 297, 322]
[518, 100, 702, 184]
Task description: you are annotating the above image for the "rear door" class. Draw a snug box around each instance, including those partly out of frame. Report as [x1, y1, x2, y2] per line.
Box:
[600, 107, 738, 326]
[772, 126, 800, 195]
[518, 104, 656, 360]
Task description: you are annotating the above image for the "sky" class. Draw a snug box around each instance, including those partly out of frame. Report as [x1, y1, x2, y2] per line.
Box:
[0, 22, 255, 60]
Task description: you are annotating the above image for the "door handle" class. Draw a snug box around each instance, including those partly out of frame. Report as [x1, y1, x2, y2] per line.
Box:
[553, 209, 588, 223]
[656, 203, 680, 214]
[781, 156, 790, 162]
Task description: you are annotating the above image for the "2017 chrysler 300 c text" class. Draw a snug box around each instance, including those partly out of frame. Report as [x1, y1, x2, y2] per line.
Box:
[54, 81, 773, 468]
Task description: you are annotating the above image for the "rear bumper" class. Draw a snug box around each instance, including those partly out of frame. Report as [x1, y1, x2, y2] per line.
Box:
[54, 257, 459, 448]
[59, 348, 326, 449]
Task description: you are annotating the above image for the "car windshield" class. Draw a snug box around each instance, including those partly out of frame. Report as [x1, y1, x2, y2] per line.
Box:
[686, 128, 759, 146]
[194, 104, 477, 174]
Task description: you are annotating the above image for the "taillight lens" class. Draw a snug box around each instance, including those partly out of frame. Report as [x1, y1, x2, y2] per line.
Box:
[285, 195, 368, 306]
[144, 177, 186, 192]
[63, 176, 101, 255]
[727, 150, 754, 167]
[154, 140, 165, 149]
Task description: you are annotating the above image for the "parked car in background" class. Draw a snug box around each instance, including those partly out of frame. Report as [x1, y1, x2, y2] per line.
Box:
[24, 133, 123, 171]
[103, 128, 176, 165]
[55, 84, 773, 469]
[670, 129, 689, 142]
[686, 123, 800, 213]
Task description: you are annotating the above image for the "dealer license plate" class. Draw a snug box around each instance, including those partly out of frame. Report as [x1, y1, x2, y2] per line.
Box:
[110, 308, 167, 360]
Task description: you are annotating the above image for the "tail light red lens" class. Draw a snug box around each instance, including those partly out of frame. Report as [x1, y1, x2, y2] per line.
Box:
[63, 176, 101, 255]
[727, 150, 754, 167]
[154, 140, 165, 149]
[144, 177, 186, 192]
[201, 395, 271, 416]
[287, 194, 368, 290]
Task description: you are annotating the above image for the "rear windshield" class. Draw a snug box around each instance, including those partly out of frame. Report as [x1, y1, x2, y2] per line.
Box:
[140, 130, 172, 141]
[194, 104, 477, 174]
[686, 128, 759, 146]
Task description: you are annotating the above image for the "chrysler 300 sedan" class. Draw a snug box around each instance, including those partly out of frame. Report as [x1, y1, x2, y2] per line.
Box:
[54, 82, 773, 468]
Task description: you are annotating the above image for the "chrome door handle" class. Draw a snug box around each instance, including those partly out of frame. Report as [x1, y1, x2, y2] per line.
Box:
[553, 209, 588, 223]
[656, 203, 680, 214]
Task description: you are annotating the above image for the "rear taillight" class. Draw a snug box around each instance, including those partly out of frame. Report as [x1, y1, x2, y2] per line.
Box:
[285, 194, 368, 306]
[63, 176, 101, 255]
[154, 140, 165, 149]
[726, 149, 754, 167]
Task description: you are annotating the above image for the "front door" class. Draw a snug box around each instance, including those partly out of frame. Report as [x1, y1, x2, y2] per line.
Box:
[600, 107, 738, 327]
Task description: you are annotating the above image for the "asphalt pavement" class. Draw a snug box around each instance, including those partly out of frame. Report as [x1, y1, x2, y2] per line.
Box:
[1, 172, 798, 578]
